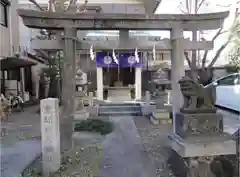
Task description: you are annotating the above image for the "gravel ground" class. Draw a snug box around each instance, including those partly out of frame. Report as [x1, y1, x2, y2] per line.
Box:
[22, 116, 158, 177]
[134, 116, 174, 177]
[23, 144, 104, 177]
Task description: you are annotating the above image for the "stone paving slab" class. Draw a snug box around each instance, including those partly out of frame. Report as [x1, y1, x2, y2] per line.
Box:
[0, 140, 41, 177]
[100, 116, 156, 177]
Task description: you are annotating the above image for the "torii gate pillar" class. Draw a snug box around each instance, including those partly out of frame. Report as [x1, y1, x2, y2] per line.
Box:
[62, 27, 77, 117]
[171, 28, 185, 134]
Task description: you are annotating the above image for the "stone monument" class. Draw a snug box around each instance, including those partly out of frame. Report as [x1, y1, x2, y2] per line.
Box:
[75, 67, 89, 120]
[148, 69, 171, 125]
[168, 76, 236, 177]
[40, 98, 61, 176]
[152, 68, 169, 108]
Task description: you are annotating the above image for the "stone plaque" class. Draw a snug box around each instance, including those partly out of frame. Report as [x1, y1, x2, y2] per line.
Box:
[40, 98, 61, 176]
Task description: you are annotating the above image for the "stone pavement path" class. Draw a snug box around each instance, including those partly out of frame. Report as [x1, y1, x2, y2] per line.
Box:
[99, 116, 156, 177]
[0, 106, 42, 177]
[1, 140, 41, 177]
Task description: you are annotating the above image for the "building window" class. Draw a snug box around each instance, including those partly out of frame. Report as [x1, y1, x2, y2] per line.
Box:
[0, 0, 10, 27]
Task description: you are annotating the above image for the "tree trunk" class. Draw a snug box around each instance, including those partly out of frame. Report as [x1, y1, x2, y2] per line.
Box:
[191, 29, 198, 81]
[48, 74, 60, 98]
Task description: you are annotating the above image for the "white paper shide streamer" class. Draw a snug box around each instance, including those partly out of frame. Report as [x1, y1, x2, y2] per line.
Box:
[112, 49, 119, 65]
[90, 44, 95, 61]
[134, 47, 140, 63]
[153, 44, 156, 61]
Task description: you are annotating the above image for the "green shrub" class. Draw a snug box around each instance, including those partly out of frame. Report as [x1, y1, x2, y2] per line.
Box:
[74, 119, 114, 135]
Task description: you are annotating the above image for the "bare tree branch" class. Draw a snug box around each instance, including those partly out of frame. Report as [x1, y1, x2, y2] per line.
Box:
[194, 0, 198, 13]
[186, 0, 190, 13]
[212, 28, 223, 40]
[184, 51, 196, 79]
[190, 0, 193, 13]
[199, 28, 223, 68]
[184, 51, 192, 68]
[201, 50, 209, 68]
[47, 0, 56, 12]
[65, 0, 77, 11]
[196, 0, 205, 12]
[179, 8, 188, 14]
[28, 0, 45, 11]
[76, 0, 89, 12]
[207, 40, 230, 68]
[235, 7, 239, 18]
[206, 19, 240, 68]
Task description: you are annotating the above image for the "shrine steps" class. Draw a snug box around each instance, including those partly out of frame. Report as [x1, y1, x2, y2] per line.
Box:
[98, 103, 142, 116]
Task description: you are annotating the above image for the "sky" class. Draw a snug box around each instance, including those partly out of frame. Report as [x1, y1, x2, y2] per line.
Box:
[156, 0, 236, 14]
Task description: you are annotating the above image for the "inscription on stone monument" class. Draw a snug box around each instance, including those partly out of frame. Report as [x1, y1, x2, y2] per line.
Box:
[40, 98, 61, 176]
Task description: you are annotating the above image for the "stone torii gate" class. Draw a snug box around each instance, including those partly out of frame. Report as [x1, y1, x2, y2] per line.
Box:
[18, 9, 228, 125]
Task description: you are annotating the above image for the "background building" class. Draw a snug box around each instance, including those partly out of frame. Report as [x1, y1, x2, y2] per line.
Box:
[0, 0, 47, 100]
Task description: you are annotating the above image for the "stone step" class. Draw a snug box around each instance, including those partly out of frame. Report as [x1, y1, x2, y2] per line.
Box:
[99, 107, 141, 113]
[99, 112, 141, 116]
[99, 105, 141, 112]
[149, 116, 172, 125]
[99, 103, 141, 107]
[99, 108, 141, 116]
[155, 110, 170, 120]
[100, 105, 140, 108]
[98, 103, 142, 116]
[149, 109, 172, 125]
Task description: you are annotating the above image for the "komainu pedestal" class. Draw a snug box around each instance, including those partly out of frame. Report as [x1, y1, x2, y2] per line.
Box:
[74, 92, 89, 120]
[175, 112, 225, 141]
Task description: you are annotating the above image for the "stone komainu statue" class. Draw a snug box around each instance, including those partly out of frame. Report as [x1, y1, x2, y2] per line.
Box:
[178, 76, 216, 110]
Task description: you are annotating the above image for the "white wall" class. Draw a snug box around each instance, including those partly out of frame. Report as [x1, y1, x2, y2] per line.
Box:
[0, 3, 11, 58]
[0, 0, 21, 56]
[19, 3, 40, 53]
[0, 23, 11, 58]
